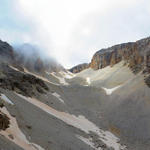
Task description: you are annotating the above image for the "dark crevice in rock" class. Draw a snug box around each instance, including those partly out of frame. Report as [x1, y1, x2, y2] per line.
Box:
[144, 75, 150, 88]
[0, 111, 10, 131]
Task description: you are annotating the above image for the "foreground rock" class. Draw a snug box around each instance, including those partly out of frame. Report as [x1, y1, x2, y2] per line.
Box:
[0, 111, 10, 130]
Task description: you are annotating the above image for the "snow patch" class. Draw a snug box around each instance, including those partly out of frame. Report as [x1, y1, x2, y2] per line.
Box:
[52, 92, 64, 103]
[24, 69, 49, 83]
[23, 69, 60, 86]
[51, 72, 69, 85]
[0, 94, 14, 105]
[17, 94, 126, 150]
[102, 85, 122, 95]
[9, 65, 21, 72]
[86, 77, 91, 85]
[0, 107, 44, 150]
[50, 71, 76, 85]
[59, 71, 76, 79]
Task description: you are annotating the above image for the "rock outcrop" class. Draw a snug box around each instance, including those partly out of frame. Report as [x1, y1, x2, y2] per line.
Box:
[0, 111, 10, 130]
[90, 37, 150, 74]
[0, 40, 14, 63]
[69, 63, 89, 73]
[0, 63, 49, 97]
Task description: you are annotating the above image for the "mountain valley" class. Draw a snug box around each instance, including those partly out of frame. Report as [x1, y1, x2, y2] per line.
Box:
[0, 37, 150, 150]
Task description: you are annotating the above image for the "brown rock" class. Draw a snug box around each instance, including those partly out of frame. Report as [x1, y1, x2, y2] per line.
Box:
[89, 37, 150, 74]
[69, 63, 89, 73]
[0, 111, 10, 130]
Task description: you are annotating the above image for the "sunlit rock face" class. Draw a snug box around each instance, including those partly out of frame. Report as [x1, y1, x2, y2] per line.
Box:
[90, 37, 150, 74]
[69, 63, 89, 73]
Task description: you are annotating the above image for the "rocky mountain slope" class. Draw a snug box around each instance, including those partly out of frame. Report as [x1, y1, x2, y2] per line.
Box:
[73, 59, 150, 150]
[0, 37, 150, 150]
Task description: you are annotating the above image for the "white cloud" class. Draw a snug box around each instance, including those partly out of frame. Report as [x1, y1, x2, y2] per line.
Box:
[4, 0, 150, 68]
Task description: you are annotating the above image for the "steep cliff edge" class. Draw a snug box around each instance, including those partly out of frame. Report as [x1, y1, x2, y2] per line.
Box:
[90, 37, 150, 74]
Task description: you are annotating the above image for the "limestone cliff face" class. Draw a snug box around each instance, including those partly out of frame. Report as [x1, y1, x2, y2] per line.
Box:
[69, 63, 89, 73]
[70, 37, 150, 74]
[90, 37, 150, 74]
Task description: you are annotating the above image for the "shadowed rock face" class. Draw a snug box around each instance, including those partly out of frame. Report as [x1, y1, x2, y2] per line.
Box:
[90, 37, 150, 74]
[144, 75, 150, 87]
[0, 40, 65, 73]
[0, 40, 14, 62]
[0, 111, 10, 130]
[69, 63, 89, 73]
[0, 63, 49, 97]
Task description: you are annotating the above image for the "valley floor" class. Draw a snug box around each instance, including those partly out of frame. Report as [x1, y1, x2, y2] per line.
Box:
[0, 62, 150, 150]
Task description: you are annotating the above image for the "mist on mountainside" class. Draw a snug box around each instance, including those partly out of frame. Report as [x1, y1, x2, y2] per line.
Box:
[13, 43, 65, 72]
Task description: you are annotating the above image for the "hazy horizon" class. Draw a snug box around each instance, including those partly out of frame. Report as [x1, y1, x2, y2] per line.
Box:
[0, 0, 150, 68]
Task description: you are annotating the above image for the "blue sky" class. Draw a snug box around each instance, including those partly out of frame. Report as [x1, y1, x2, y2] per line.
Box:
[0, 0, 34, 44]
[0, 0, 150, 68]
